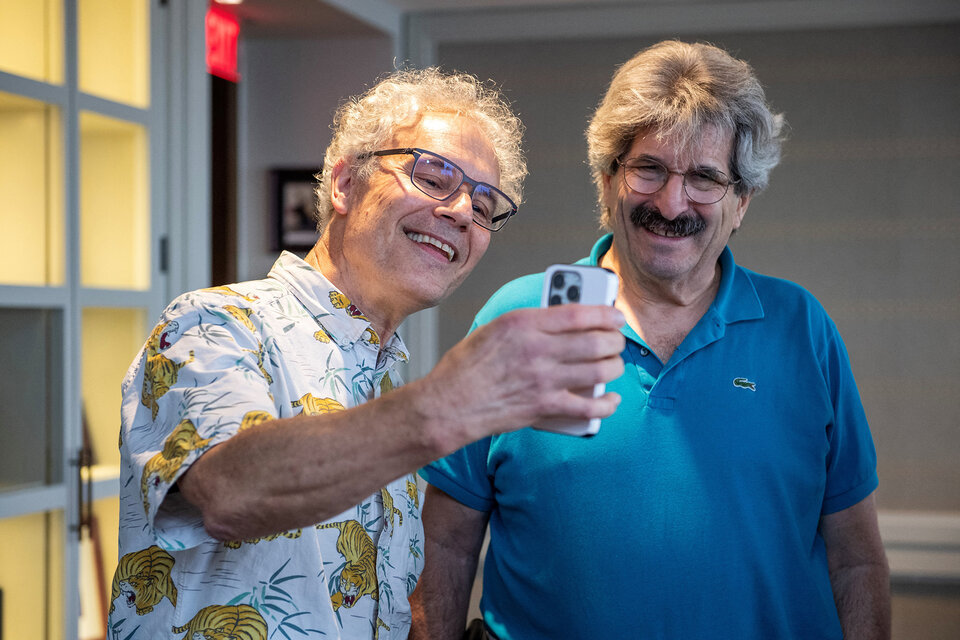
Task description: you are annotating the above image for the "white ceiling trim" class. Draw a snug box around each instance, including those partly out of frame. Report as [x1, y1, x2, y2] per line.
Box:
[404, 0, 960, 65]
[322, 0, 403, 38]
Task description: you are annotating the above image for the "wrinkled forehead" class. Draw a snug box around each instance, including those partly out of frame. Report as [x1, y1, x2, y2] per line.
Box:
[626, 123, 734, 170]
[392, 111, 500, 184]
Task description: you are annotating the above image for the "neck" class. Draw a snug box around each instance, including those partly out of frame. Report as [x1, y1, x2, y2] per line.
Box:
[304, 235, 403, 346]
[601, 246, 721, 311]
[600, 245, 720, 363]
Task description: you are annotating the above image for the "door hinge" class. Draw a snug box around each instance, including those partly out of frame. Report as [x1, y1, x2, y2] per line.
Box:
[159, 235, 169, 274]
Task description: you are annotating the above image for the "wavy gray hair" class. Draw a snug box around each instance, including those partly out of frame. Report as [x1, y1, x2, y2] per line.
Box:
[315, 67, 526, 233]
[586, 40, 786, 228]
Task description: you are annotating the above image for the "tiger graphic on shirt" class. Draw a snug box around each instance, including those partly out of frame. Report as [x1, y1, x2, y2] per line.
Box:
[224, 304, 257, 333]
[140, 320, 194, 420]
[172, 603, 267, 640]
[291, 393, 346, 416]
[141, 419, 211, 516]
[201, 285, 259, 302]
[381, 487, 403, 529]
[315, 519, 378, 610]
[109, 545, 178, 615]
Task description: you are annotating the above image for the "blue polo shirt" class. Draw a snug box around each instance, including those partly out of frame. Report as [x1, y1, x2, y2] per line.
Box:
[421, 234, 878, 639]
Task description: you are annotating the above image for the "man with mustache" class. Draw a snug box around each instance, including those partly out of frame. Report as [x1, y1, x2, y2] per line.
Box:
[412, 41, 890, 639]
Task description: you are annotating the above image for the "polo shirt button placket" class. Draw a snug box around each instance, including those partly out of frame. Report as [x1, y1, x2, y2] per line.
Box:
[639, 347, 650, 357]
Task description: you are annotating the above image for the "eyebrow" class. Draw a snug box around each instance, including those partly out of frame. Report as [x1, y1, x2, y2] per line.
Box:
[630, 153, 728, 175]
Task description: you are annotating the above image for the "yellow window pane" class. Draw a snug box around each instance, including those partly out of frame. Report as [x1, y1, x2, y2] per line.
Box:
[0, 0, 63, 83]
[0, 510, 65, 640]
[82, 307, 146, 467]
[78, 0, 149, 107]
[0, 91, 64, 286]
[80, 112, 150, 290]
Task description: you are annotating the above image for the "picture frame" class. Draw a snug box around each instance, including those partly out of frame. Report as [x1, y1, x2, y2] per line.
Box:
[272, 167, 322, 251]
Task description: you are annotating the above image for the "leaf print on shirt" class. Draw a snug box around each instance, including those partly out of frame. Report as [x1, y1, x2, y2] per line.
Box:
[224, 557, 316, 638]
[172, 604, 267, 640]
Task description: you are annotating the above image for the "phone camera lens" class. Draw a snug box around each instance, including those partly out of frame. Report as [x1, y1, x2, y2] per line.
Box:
[552, 273, 565, 289]
[549, 294, 562, 306]
[567, 285, 580, 302]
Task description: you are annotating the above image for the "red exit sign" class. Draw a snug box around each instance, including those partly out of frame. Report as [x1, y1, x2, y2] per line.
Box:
[206, 7, 240, 82]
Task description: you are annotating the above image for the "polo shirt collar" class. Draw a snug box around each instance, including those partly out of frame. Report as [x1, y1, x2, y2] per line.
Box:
[587, 233, 764, 326]
[267, 251, 409, 364]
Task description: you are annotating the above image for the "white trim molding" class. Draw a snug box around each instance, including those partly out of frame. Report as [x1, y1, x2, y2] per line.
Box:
[879, 510, 960, 583]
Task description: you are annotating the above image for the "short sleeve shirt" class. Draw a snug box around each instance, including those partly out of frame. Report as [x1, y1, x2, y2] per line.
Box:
[108, 252, 424, 640]
[422, 235, 878, 639]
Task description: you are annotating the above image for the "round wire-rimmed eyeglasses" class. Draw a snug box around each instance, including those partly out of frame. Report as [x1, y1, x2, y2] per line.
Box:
[617, 156, 739, 205]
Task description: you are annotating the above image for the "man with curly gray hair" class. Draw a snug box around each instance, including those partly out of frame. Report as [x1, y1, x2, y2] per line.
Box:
[112, 67, 625, 640]
[414, 41, 890, 640]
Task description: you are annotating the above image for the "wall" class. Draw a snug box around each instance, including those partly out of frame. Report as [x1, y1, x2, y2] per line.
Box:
[237, 35, 394, 281]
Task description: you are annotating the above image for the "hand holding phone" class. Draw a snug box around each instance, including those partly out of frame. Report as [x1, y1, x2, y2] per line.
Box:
[536, 264, 619, 436]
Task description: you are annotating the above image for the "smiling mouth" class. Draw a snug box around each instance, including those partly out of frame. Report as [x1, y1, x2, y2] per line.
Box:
[406, 232, 456, 262]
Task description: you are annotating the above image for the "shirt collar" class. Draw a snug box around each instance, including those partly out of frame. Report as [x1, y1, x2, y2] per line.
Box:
[267, 251, 409, 364]
[587, 233, 763, 325]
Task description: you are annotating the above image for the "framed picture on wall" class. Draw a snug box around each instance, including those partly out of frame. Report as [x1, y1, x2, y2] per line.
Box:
[272, 167, 322, 251]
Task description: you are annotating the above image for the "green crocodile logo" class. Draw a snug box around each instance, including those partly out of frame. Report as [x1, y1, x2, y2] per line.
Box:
[733, 377, 756, 391]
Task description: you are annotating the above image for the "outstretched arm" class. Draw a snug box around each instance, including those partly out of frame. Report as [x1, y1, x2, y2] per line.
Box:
[179, 304, 625, 542]
[820, 492, 891, 640]
[410, 485, 489, 640]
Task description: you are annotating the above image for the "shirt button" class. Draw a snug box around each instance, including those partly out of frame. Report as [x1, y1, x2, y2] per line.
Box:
[639, 347, 650, 357]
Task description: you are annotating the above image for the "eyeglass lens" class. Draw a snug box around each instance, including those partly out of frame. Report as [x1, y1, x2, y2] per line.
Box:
[411, 152, 513, 229]
[623, 160, 731, 204]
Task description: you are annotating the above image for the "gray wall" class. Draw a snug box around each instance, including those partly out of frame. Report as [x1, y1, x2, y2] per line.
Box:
[435, 24, 960, 513]
[237, 35, 394, 281]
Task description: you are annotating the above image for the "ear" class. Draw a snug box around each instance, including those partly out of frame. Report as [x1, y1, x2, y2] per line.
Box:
[731, 189, 752, 230]
[329, 157, 353, 216]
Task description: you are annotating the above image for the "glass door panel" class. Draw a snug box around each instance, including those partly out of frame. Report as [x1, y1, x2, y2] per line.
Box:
[81, 307, 146, 469]
[0, 0, 63, 83]
[0, 510, 65, 640]
[78, 0, 149, 107]
[80, 111, 149, 290]
[0, 309, 63, 492]
[0, 91, 64, 286]
[83, 494, 119, 637]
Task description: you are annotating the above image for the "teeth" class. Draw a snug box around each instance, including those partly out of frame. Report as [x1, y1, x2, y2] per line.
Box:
[406, 232, 455, 262]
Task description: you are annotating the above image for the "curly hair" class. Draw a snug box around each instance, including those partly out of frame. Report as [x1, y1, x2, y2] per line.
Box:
[586, 40, 787, 228]
[314, 67, 526, 233]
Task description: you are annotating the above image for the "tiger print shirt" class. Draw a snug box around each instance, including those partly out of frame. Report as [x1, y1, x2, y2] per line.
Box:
[110, 251, 425, 640]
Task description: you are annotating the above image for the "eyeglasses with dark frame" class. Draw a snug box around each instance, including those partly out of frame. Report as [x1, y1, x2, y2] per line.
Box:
[362, 147, 517, 231]
[617, 156, 739, 205]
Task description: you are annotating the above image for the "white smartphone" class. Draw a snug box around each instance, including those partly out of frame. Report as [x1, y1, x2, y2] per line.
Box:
[536, 264, 619, 437]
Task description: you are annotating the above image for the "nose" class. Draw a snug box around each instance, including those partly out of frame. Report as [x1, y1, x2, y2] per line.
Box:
[652, 171, 689, 220]
[435, 186, 475, 229]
